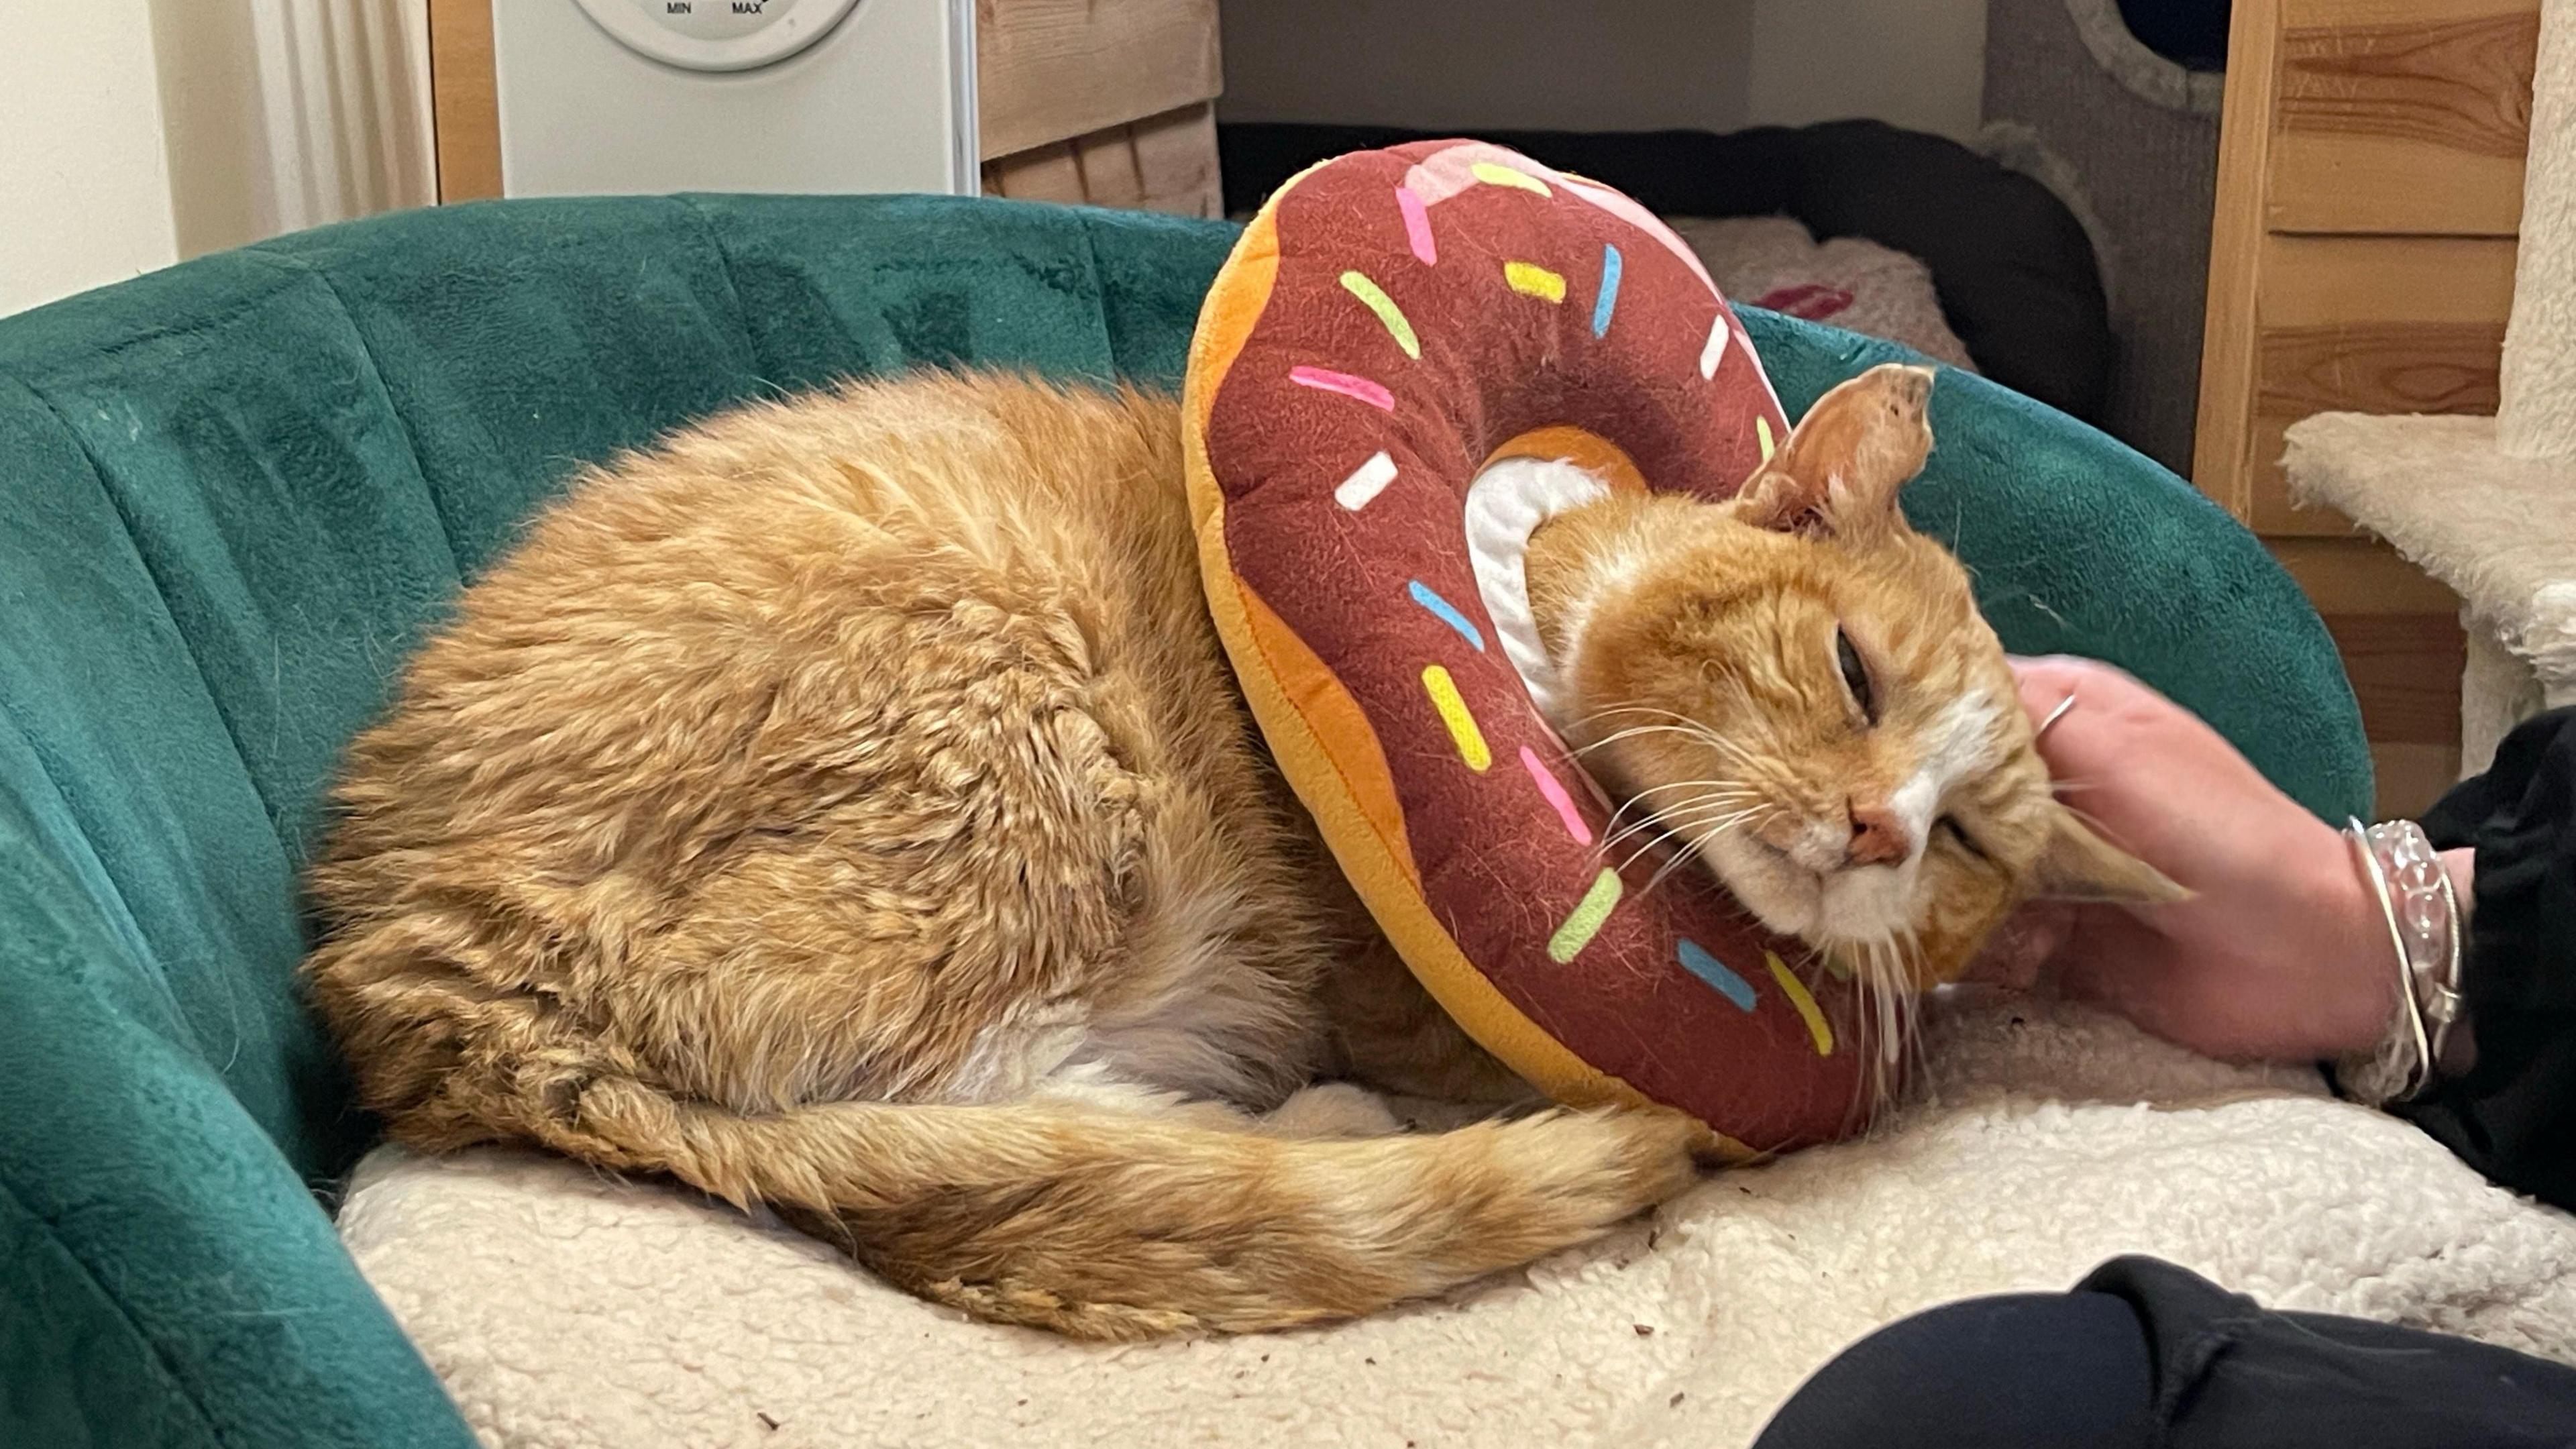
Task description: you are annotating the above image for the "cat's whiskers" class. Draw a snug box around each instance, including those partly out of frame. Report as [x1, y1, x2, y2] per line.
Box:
[1617, 777, 1758, 800]
[1597, 784, 1762, 854]
[1639, 804, 1776, 896]
[1572, 701, 1705, 731]
[1568, 722, 1707, 758]
[1569, 706, 1801, 837]
[1896, 924, 1931, 1084]
[1601, 794, 1761, 867]
[1805, 924, 1927, 1132]
[1617, 805, 1766, 878]
[1574, 704, 1769, 775]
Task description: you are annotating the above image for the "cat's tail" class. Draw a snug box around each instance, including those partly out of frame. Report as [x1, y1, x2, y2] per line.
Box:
[538, 1074, 1703, 1339]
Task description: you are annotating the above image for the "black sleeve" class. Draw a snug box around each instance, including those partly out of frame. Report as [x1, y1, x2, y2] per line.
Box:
[2402, 706, 2576, 1210]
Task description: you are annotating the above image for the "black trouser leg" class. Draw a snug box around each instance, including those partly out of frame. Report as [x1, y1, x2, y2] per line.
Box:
[1755, 1256, 2576, 1449]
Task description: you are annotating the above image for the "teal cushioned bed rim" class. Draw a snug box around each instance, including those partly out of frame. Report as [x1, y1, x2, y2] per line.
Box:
[0, 193, 2365, 1449]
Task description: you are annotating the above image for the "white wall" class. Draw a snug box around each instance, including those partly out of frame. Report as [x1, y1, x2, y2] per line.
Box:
[0, 2, 180, 315]
[1, 1, 433, 318]
[1220, 0, 1987, 144]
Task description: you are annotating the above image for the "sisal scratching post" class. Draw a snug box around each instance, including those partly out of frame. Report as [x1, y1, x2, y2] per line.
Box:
[2285, 0, 2576, 777]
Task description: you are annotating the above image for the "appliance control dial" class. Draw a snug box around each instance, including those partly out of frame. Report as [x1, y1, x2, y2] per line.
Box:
[572, 0, 863, 71]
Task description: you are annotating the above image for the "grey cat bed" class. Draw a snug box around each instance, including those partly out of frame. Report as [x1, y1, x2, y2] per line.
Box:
[1664, 215, 1976, 372]
[1982, 0, 2224, 474]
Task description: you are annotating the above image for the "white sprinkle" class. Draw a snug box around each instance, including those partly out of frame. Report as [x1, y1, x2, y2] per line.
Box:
[1334, 449, 1399, 511]
[1698, 315, 1729, 379]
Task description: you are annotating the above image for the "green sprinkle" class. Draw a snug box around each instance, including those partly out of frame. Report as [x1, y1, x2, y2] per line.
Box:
[1340, 270, 1421, 360]
[1547, 869, 1625, 963]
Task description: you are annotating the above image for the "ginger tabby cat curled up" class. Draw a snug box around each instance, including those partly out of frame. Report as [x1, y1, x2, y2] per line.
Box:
[305, 362, 2174, 1339]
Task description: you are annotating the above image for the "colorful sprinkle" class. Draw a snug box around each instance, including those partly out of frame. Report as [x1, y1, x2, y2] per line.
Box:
[1591, 244, 1623, 337]
[1562, 176, 1721, 295]
[1396, 185, 1437, 265]
[1340, 270, 1421, 360]
[1548, 869, 1625, 963]
[1756, 415, 1776, 462]
[1766, 951, 1835, 1056]
[1519, 745, 1592, 845]
[1504, 262, 1566, 303]
[1408, 580, 1486, 651]
[1470, 161, 1552, 197]
[1335, 449, 1399, 511]
[1290, 366, 1395, 411]
[1422, 665, 1491, 771]
[1698, 314, 1729, 379]
[1678, 940, 1757, 1012]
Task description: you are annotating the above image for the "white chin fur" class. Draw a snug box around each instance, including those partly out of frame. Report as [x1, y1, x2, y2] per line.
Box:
[1698, 835, 1916, 947]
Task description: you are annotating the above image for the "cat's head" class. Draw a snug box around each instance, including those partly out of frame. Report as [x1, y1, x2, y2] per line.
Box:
[1527, 364, 2179, 987]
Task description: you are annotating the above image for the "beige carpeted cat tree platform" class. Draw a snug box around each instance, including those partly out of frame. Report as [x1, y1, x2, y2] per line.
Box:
[2285, 0, 2576, 778]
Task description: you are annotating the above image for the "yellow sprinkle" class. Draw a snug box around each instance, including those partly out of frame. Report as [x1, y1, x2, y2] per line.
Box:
[1547, 869, 1625, 963]
[1422, 665, 1491, 771]
[1470, 161, 1552, 197]
[1766, 951, 1835, 1057]
[1339, 270, 1420, 360]
[1756, 415, 1776, 462]
[1504, 262, 1566, 303]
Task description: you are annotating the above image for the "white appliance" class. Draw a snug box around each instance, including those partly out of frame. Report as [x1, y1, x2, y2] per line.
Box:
[490, 0, 977, 198]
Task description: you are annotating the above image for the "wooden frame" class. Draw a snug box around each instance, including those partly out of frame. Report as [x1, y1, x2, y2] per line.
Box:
[427, 0, 501, 203]
[975, 0, 1220, 163]
[2195, 0, 2536, 533]
[2194, 0, 2540, 814]
[981, 103, 1224, 219]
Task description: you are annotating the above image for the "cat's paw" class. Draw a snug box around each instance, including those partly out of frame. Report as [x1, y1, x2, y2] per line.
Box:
[1265, 1081, 1403, 1138]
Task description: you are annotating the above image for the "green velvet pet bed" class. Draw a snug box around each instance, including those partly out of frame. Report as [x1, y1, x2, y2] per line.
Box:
[0, 193, 2365, 1449]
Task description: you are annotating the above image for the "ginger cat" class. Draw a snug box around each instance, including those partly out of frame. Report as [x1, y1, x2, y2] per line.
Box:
[305, 362, 2171, 1339]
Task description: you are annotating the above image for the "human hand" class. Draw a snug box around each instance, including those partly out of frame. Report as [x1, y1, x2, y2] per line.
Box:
[1970, 656, 2451, 1063]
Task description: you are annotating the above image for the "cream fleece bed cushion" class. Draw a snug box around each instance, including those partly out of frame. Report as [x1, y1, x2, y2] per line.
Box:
[338, 991, 2576, 1449]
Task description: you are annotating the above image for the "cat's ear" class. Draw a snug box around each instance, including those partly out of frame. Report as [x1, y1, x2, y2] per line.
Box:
[2031, 805, 2189, 904]
[1731, 362, 1935, 539]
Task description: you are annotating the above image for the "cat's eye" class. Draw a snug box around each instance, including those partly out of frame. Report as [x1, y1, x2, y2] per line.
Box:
[1834, 626, 1877, 724]
[1939, 816, 1992, 863]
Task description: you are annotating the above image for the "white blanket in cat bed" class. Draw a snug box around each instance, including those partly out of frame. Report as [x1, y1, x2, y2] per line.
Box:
[338, 991, 2576, 1449]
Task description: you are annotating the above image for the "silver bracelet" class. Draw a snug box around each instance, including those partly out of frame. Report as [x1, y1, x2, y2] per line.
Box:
[2334, 818, 2465, 1106]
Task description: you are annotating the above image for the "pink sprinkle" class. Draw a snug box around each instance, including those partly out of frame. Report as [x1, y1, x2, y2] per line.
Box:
[1396, 185, 1437, 265]
[1289, 366, 1395, 411]
[1520, 745, 1593, 845]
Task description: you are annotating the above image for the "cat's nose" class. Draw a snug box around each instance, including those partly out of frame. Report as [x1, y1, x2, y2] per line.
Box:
[1845, 799, 1909, 867]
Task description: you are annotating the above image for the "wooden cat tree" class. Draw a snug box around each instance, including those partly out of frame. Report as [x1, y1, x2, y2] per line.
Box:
[2285, 0, 2576, 781]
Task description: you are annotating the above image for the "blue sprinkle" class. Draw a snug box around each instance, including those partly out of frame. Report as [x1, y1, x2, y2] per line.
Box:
[1678, 939, 1758, 1012]
[1591, 244, 1623, 337]
[1408, 580, 1487, 651]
